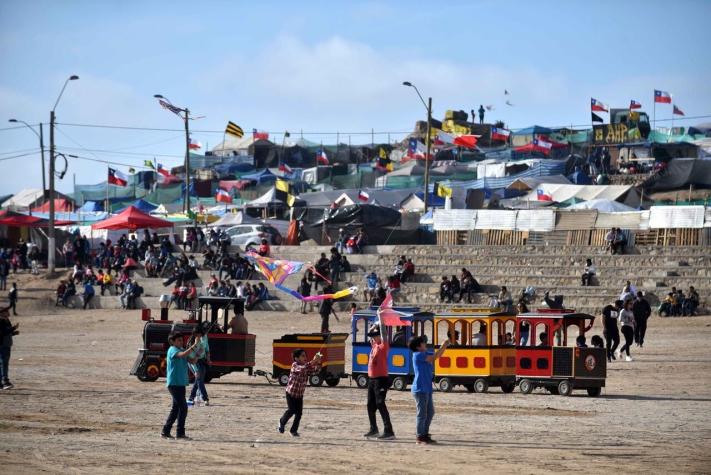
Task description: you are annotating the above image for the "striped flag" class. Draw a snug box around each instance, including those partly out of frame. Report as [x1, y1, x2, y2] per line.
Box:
[215, 188, 232, 203]
[108, 167, 128, 187]
[158, 99, 183, 116]
[591, 98, 608, 112]
[629, 100, 642, 110]
[225, 121, 244, 138]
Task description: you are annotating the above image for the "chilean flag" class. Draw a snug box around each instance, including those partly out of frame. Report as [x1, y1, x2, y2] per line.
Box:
[188, 137, 202, 150]
[377, 292, 411, 327]
[215, 188, 233, 203]
[278, 163, 293, 175]
[358, 190, 370, 202]
[156, 164, 180, 184]
[107, 167, 128, 187]
[532, 137, 553, 155]
[407, 138, 426, 159]
[655, 90, 672, 104]
[317, 149, 329, 165]
[536, 188, 553, 201]
[591, 98, 608, 112]
[491, 127, 511, 142]
[629, 100, 642, 110]
[673, 105, 685, 116]
[453, 134, 479, 149]
[252, 128, 269, 140]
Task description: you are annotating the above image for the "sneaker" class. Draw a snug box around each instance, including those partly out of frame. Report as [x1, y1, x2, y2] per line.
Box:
[204, 400, 209, 406]
[187, 400, 194, 406]
[176, 435, 192, 440]
[625, 356, 633, 362]
[425, 434, 438, 444]
[2, 383, 13, 390]
[290, 432, 300, 437]
[161, 432, 174, 439]
[377, 432, 396, 440]
[278, 424, 285, 434]
[363, 429, 379, 438]
[416, 436, 429, 445]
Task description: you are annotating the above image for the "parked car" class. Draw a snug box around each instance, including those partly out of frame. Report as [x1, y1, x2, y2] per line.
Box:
[225, 224, 282, 249]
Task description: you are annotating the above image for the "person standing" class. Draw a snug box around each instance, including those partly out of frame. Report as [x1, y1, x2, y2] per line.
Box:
[0, 306, 19, 389]
[478, 104, 485, 124]
[602, 300, 622, 362]
[298, 276, 312, 314]
[618, 300, 636, 362]
[278, 349, 321, 437]
[82, 281, 95, 310]
[632, 291, 651, 347]
[161, 332, 199, 439]
[364, 322, 395, 440]
[0, 258, 8, 291]
[8, 283, 18, 316]
[318, 287, 337, 333]
[409, 335, 450, 444]
[187, 326, 211, 406]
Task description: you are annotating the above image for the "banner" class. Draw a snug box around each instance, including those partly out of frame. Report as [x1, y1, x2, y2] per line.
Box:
[593, 123, 629, 145]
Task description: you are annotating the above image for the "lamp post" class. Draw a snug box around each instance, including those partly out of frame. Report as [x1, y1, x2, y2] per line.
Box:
[154, 95, 191, 214]
[8, 119, 46, 194]
[47, 74, 79, 273]
[403, 81, 433, 212]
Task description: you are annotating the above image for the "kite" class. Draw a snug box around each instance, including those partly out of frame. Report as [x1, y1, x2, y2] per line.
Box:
[377, 292, 412, 327]
[244, 252, 356, 302]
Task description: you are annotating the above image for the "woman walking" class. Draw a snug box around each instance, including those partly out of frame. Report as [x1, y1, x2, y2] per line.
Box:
[618, 300, 636, 362]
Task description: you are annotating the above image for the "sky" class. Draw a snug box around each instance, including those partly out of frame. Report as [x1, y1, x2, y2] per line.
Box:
[1, 0, 710, 194]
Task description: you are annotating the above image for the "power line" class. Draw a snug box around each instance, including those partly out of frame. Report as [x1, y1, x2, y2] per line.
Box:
[56, 146, 185, 159]
[0, 151, 42, 162]
[0, 147, 40, 156]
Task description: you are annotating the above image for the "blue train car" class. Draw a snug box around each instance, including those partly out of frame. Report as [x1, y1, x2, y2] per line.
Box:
[351, 306, 434, 391]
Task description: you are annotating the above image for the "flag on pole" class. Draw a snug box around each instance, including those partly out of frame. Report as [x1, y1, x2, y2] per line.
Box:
[252, 128, 269, 140]
[108, 167, 128, 187]
[278, 163, 293, 175]
[143, 160, 155, 169]
[629, 100, 642, 110]
[591, 98, 608, 112]
[536, 188, 553, 201]
[156, 164, 180, 184]
[379, 147, 388, 159]
[157, 99, 183, 116]
[591, 112, 604, 123]
[406, 138, 426, 160]
[673, 105, 685, 116]
[225, 121, 244, 138]
[654, 90, 672, 103]
[434, 182, 452, 198]
[532, 137, 553, 155]
[317, 148, 329, 165]
[377, 292, 411, 327]
[453, 134, 478, 149]
[215, 188, 232, 203]
[358, 190, 370, 202]
[491, 127, 511, 142]
[188, 137, 202, 150]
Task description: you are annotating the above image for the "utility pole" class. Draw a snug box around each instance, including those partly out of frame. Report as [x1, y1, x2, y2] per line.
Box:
[423, 97, 433, 212]
[48, 110, 56, 272]
[184, 108, 191, 213]
[39, 123, 46, 194]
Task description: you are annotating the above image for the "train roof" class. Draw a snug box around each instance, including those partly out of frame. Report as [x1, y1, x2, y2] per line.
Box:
[352, 306, 433, 320]
[518, 310, 594, 319]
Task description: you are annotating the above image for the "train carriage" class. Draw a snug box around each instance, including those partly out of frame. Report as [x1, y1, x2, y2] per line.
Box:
[272, 332, 349, 387]
[433, 308, 517, 393]
[351, 307, 434, 391]
[516, 309, 606, 396]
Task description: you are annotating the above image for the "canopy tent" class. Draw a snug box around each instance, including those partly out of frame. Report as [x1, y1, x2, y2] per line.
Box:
[506, 175, 572, 193]
[241, 168, 278, 185]
[247, 187, 306, 208]
[568, 198, 637, 212]
[91, 206, 173, 230]
[0, 210, 74, 227]
[30, 198, 74, 213]
[119, 198, 158, 213]
[211, 211, 262, 228]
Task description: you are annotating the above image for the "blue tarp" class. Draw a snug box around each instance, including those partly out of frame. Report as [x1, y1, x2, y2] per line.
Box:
[119, 198, 157, 213]
[415, 191, 446, 208]
[434, 159, 568, 191]
[241, 168, 278, 184]
[513, 125, 554, 136]
[78, 201, 103, 212]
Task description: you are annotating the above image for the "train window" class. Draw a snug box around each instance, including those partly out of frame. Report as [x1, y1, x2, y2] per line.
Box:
[520, 357, 532, 369]
[518, 319, 532, 346]
[472, 320, 487, 346]
[422, 319, 434, 347]
[490, 320, 501, 345]
[535, 323, 549, 347]
[565, 323, 583, 347]
[354, 318, 368, 343]
[453, 320, 468, 346]
[436, 320, 452, 346]
[536, 358, 549, 370]
[390, 326, 407, 347]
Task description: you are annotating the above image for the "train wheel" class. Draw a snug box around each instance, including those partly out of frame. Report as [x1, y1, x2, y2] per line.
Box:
[392, 376, 407, 391]
[355, 374, 369, 389]
[325, 378, 340, 387]
[474, 378, 489, 393]
[501, 382, 515, 393]
[519, 379, 533, 394]
[278, 373, 289, 386]
[438, 378, 453, 392]
[586, 387, 601, 397]
[309, 374, 324, 387]
[558, 380, 573, 397]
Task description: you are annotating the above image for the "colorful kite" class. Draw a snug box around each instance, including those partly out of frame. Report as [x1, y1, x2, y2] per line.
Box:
[244, 252, 356, 302]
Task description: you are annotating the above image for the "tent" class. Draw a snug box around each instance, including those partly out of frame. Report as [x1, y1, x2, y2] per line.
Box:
[119, 199, 157, 213]
[241, 168, 278, 185]
[211, 211, 261, 228]
[643, 158, 711, 191]
[521, 184, 641, 208]
[31, 198, 74, 213]
[78, 201, 103, 212]
[568, 199, 636, 212]
[247, 187, 306, 208]
[0, 210, 74, 227]
[1, 189, 45, 210]
[91, 206, 173, 230]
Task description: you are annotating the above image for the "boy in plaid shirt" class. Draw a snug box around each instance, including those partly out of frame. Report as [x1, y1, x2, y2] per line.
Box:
[278, 348, 322, 437]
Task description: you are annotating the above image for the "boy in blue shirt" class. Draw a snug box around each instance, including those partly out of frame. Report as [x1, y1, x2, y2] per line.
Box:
[409, 336, 449, 444]
[162, 332, 199, 439]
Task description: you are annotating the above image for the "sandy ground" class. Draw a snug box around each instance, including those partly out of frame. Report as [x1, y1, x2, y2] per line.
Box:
[1, 307, 710, 474]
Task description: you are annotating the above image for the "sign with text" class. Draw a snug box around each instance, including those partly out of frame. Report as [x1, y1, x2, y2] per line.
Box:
[593, 123, 629, 145]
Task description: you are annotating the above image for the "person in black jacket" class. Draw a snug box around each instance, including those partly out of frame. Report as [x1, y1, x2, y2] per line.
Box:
[632, 292, 651, 347]
[319, 287, 338, 333]
[0, 306, 19, 389]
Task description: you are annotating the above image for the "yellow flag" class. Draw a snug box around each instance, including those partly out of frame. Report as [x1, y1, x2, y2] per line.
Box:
[379, 147, 387, 159]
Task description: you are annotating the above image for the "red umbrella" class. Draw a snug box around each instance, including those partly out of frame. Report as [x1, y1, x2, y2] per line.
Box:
[91, 206, 173, 231]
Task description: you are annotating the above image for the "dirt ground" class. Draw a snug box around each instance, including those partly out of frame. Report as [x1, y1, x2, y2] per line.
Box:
[1, 306, 710, 474]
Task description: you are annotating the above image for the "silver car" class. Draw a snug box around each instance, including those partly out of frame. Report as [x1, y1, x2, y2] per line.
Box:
[224, 224, 282, 249]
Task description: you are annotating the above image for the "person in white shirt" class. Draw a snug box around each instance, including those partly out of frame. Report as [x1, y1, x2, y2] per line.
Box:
[581, 258, 596, 286]
[618, 300, 636, 361]
[472, 326, 487, 346]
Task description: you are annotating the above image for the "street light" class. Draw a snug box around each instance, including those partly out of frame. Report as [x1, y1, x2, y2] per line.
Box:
[8, 119, 46, 193]
[403, 81, 433, 212]
[48, 74, 79, 273]
[154, 94, 192, 214]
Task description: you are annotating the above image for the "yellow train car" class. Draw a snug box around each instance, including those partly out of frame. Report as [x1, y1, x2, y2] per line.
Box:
[433, 308, 517, 393]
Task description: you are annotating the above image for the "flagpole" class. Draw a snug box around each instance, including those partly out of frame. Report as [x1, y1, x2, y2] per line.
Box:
[653, 90, 656, 132]
[105, 165, 109, 213]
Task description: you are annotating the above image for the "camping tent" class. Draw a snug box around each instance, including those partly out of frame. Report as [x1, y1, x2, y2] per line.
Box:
[91, 206, 173, 230]
[247, 187, 306, 208]
[521, 184, 641, 208]
[1, 189, 45, 210]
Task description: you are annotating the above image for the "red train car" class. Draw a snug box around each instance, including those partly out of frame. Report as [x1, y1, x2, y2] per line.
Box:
[515, 309, 606, 396]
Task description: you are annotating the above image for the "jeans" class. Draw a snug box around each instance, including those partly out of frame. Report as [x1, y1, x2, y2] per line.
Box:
[0, 276, 6, 290]
[367, 377, 393, 433]
[280, 393, 303, 434]
[163, 385, 188, 437]
[620, 325, 634, 356]
[0, 346, 10, 384]
[413, 391, 434, 438]
[189, 361, 209, 402]
[604, 326, 620, 360]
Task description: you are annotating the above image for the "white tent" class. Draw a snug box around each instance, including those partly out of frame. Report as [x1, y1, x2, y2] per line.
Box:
[569, 199, 636, 212]
[2, 189, 44, 210]
[211, 211, 261, 228]
[521, 184, 640, 208]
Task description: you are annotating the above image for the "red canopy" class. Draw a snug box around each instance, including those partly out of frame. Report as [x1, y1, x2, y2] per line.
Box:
[0, 210, 74, 227]
[91, 206, 173, 231]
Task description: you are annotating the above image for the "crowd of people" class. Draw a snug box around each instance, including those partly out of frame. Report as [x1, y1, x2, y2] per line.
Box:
[439, 268, 481, 303]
